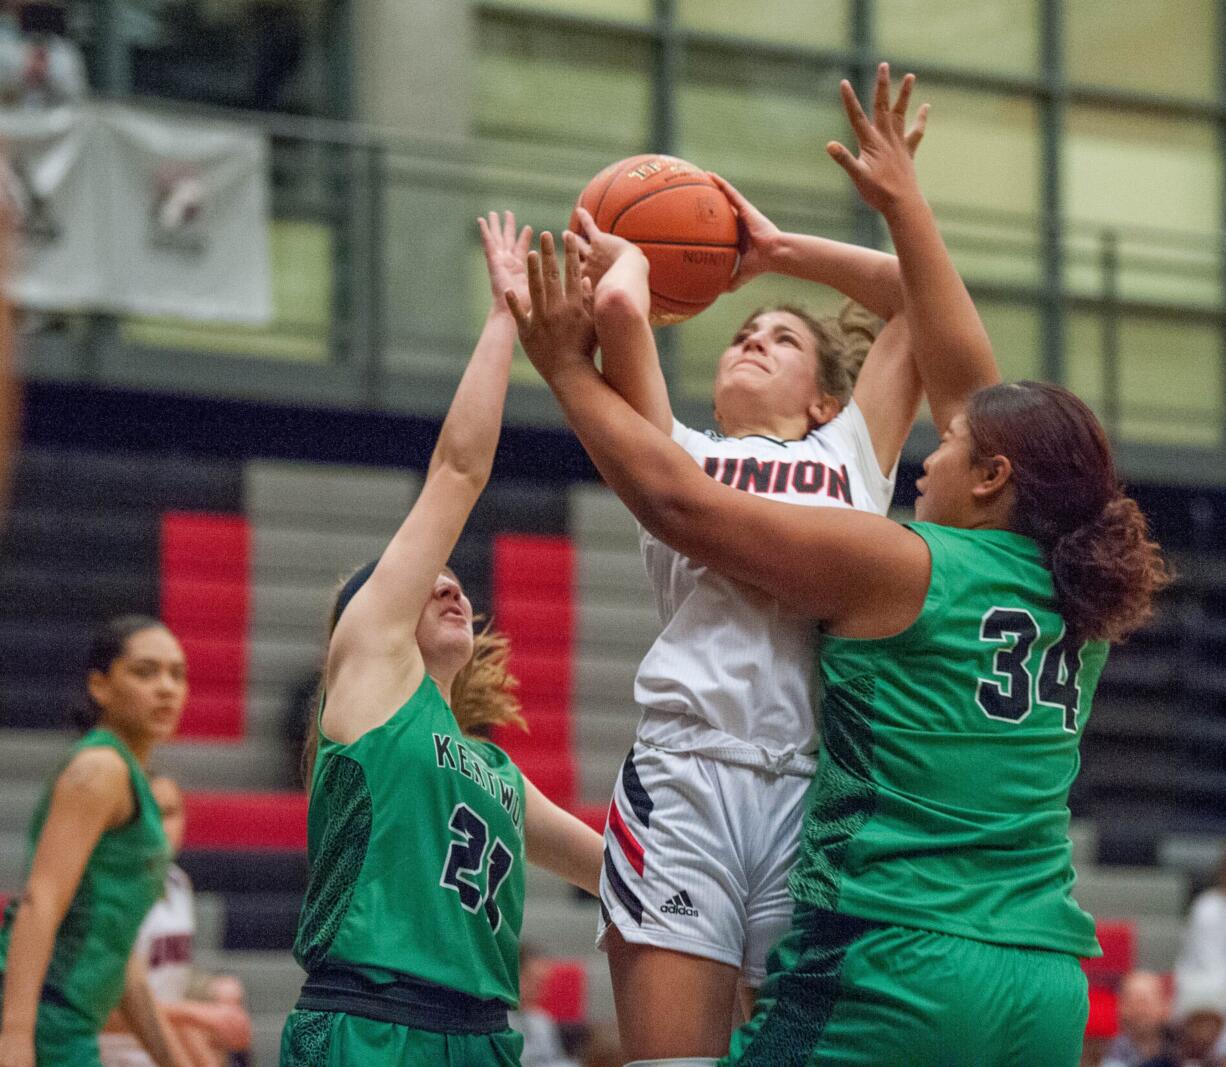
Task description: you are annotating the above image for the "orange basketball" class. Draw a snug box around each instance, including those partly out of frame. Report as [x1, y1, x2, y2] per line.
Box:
[571, 154, 738, 325]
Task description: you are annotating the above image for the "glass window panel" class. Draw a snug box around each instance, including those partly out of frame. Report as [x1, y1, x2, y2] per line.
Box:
[904, 88, 1041, 286]
[977, 301, 1041, 383]
[1066, 312, 1107, 419]
[677, 0, 847, 50]
[475, 19, 651, 154]
[878, 0, 1038, 76]
[1065, 0, 1216, 100]
[484, 0, 652, 20]
[1064, 109, 1220, 304]
[677, 53, 847, 191]
[1118, 315, 1221, 446]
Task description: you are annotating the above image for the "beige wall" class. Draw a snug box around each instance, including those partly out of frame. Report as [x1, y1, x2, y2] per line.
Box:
[354, 0, 472, 139]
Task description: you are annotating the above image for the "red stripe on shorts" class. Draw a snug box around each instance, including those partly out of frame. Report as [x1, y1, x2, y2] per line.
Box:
[608, 799, 645, 877]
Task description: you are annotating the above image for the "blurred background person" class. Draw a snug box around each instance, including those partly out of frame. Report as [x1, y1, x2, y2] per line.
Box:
[100, 776, 252, 1067]
[1104, 970, 1175, 1067]
[1178, 850, 1226, 990]
[0, 616, 190, 1067]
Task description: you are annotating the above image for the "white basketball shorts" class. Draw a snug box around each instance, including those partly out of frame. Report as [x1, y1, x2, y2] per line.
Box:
[596, 742, 810, 986]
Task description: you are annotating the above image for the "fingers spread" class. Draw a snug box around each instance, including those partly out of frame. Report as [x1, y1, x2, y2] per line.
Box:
[839, 80, 872, 144]
[540, 231, 563, 306]
[563, 231, 583, 300]
[505, 289, 530, 333]
[893, 73, 916, 121]
[502, 210, 516, 246]
[526, 248, 547, 316]
[516, 223, 534, 256]
[873, 62, 892, 125]
[906, 102, 930, 156]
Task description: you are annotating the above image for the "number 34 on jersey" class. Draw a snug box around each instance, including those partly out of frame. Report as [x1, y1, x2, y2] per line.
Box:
[976, 606, 1084, 733]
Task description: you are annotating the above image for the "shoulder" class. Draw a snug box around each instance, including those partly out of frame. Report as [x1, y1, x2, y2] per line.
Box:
[52, 746, 131, 820]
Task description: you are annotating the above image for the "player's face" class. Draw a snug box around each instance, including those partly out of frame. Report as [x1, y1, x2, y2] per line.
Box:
[89, 626, 188, 744]
[915, 414, 982, 526]
[416, 570, 475, 676]
[713, 311, 835, 428]
[152, 777, 186, 854]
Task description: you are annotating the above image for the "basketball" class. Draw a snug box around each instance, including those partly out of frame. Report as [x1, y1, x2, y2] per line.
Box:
[571, 154, 738, 325]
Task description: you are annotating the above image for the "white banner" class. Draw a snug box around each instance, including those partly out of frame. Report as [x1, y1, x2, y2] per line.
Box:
[95, 103, 272, 324]
[0, 105, 108, 309]
[0, 102, 272, 324]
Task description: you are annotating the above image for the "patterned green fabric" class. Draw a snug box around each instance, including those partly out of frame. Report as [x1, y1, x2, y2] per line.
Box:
[293, 676, 527, 1004]
[727, 906, 1089, 1066]
[0, 728, 169, 1032]
[792, 523, 1106, 957]
[292, 755, 372, 972]
[789, 675, 878, 913]
[279, 1008, 524, 1066]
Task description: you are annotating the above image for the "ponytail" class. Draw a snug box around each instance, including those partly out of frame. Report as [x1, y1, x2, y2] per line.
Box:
[966, 381, 1171, 645]
[1049, 495, 1170, 644]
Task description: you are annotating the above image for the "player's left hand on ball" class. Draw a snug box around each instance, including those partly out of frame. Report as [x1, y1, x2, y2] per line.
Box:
[506, 231, 597, 382]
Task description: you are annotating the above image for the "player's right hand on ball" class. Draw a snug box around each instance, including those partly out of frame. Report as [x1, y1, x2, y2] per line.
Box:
[506, 231, 597, 383]
[709, 173, 781, 292]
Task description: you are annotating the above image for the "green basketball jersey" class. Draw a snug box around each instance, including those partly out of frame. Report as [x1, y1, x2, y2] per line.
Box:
[293, 676, 527, 1006]
[792, 523, 1106, 957]
[0, 728, 170, 1029]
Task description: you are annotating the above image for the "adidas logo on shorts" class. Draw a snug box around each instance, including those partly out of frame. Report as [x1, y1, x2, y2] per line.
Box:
[660, 890, 699, 917]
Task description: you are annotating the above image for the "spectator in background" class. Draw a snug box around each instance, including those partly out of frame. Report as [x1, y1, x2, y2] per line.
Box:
[1140, 973, 1226, 1067]
[509, 942, 577, 1067]
[100, 776, 252, 1067]
[1178, 850, 1226, 988]
[0, 1, 87, 108]
[1103, 971, 1175, 1067]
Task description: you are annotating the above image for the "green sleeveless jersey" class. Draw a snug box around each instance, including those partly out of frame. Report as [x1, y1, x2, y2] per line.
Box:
[793, 523, 1106, 957]
[0, 728, 169, 1027]
[293, 676, 527, 1006]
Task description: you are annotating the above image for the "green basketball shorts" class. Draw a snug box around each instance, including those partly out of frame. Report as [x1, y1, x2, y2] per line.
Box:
[279, 1008, 525, 1067]
[724, 906, 1088, 1067]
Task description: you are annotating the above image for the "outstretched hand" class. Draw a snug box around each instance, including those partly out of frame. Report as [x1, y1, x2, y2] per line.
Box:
[827, 63, 929, 217]
[479, 210, 534, 312]
[709, 173, 781, 292]
[505, 231, 597, 383]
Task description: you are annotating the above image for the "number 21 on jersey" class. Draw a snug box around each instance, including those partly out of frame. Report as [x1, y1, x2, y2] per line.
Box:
[439, 802, 516, 932]
[976, 606, 1084, 733]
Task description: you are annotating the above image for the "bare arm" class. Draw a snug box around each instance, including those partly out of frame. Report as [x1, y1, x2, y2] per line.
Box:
[573, 211, 673, 433]
[507, 235, 930, 639]
[0, 750, 133, 1067]
[851, 314, 923, 475]
[711, 174, 914, 321]
[325, 214, 532, 742]
[828, 66, 1000, 433]
[524, 778, 603, 897]
[119, 955, 191, 1067]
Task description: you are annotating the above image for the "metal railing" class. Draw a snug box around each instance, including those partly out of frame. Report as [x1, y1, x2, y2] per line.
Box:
[19, 100, 1226, 477]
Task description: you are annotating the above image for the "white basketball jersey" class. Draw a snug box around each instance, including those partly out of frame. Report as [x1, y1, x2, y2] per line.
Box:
[136, 864, 195, 1002]
[100, 866, 196, 1067]
[634, 401, 895, 772]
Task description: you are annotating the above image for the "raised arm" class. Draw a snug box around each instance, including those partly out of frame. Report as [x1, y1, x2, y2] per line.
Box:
[524, 777, 603, 897]
[850, 313, 922, 475]
[709, 174, 911, 321]
[324, 213, 532, 740]
[507, 234, 929, 639]
[571, 208, 672, 434]
[828, 66, 1000, 432]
